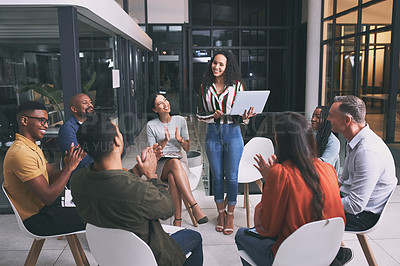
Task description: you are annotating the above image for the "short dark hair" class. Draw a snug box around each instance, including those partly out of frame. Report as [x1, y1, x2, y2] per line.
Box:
[77, 113, 118, 162]
[17, 101, 47, 116]
[333, 95, 366, 124]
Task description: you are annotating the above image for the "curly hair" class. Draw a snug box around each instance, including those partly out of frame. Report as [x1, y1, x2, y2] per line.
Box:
[315, 106, 332, 157]
[275, 112, 325, 221]
[201, 50, 241, 90]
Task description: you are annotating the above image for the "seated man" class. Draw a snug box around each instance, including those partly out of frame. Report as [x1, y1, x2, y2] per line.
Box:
[328, 95, 397, 231]
[3, 101, 86, 236]
[71, 113, 203, 266]
[58, 93, 94, 174]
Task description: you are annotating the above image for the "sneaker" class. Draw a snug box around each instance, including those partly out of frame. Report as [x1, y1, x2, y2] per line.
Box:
[337, 247, 354, 265]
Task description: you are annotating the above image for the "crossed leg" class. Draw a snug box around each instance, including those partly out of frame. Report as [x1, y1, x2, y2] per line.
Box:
[161, 159, 206, 226]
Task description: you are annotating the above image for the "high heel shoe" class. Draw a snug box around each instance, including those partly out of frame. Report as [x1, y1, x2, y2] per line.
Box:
[216, 209, 225, 232]
[173, 218, 182, 227]
[189, 203, 209, 224]
[223, 211, 234, 235]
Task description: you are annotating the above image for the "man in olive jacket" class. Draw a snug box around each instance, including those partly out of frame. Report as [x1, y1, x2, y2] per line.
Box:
[71, 113, 203, 266]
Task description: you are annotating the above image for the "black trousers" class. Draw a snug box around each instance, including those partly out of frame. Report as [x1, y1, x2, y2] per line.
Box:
[23, 199, 85, 236]
[344, 211, 380, 231]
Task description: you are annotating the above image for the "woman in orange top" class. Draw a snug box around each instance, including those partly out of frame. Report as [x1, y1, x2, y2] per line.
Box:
[235, 112, 345, 266]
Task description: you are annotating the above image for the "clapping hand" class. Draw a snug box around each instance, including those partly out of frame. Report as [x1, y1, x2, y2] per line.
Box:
[161, 126, 170, 148]
[254, 154, 277, 181]
[137, 146, 157, 180]
[175, 127, 183, 143]
[63, 143, 87, 171]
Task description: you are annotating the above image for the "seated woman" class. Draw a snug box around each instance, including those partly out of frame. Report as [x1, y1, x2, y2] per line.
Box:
[147, 93, 208, 227]
[235, 112, 346, 266]
[311, 106, 340, 172]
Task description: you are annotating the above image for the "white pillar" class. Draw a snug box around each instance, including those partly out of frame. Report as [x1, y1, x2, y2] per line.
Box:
[305, 0, 322, 118]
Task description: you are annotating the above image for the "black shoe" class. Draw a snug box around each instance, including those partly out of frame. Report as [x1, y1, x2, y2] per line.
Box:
[336, 247, 354, 265]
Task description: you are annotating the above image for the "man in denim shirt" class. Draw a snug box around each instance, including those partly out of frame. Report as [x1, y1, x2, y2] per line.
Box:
[58, 93, 94, 177]
[328, 95, 397, 231]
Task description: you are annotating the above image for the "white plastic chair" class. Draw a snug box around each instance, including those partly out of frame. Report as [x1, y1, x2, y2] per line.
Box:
[86, 223, 191, 266]
[238, 137, 275, 227]
[344, 186, 396, 266]
[2, 184, 89, 266]
[238, 217, 345, 266]
[86, 223, 158, 266]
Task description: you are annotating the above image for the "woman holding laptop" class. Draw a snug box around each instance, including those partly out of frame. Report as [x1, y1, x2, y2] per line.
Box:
[197, 50, 256, 235]
[147, 93, 208, 227]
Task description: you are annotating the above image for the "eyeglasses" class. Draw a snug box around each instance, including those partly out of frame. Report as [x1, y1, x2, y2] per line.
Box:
[24, 116, 49, 126]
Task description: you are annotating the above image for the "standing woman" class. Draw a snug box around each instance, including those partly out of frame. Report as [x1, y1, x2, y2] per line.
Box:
[147, 93, 208, 227]
[197, 50, 256, 235]
[311, 106, 340, 171]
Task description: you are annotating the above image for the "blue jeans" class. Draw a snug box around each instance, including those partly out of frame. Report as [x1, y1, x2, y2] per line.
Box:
[235, 228, 275, 266]
[171, 229, 203, 266]
[205, 123, 244, 206]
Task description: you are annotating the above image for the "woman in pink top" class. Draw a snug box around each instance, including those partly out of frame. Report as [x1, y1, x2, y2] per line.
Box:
[235, 112, 345, 266]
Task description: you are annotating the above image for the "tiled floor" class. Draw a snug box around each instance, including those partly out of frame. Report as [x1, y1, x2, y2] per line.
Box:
[1, 122, 400, 265]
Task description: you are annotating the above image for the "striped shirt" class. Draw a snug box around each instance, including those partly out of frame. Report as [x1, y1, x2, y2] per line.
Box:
[197, 81, 244, 124]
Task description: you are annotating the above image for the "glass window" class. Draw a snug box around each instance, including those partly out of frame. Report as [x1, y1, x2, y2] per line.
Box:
[151, 26, 168, 44]
[242, 0, 266, 26]
[191, 0, 211, 26]
[362, 0, 392, 25]
[336, 10, 358, 25]
[321, 44, 333, 105]
[268, 49, 287, 111]
[270, 29, 287, 46]
[241, 49, 267, 79]
[323, 19, 333, 40]
[168, 26, 182, 45]
[212, 0, 238, 26]
[78, 15, 116, 115]
[242, 30, 267, 46]
[192, 30, 211, 46]
[269, 0, 288, 26]
[212, 30, 238, 47]
[337, 0, 358, 14]
[129, 0, 145, 23]
[324, 0, 334, 18]
[0, 7, 62, 135]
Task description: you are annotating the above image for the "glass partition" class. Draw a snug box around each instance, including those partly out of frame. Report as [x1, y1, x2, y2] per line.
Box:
[77, 15, 116, 116]
[0, 7, 62, 147]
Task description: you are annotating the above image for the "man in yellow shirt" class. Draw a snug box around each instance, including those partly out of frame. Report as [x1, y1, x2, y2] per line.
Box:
[3, 101, 86, 236]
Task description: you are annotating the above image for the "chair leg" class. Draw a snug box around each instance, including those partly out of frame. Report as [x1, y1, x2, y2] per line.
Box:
[255, 179, 263, 193]
[66, 234, 89, 266]
[243, 184, 248, 209]
[244, 183, 250, 228]
[183, 198, 198, 227]
[357, 234, 378, 266]
[24, 239, 45, 266]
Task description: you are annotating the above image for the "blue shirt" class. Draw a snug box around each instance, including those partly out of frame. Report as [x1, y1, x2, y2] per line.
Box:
[58, 115, 93, 172]
[339, 125, 396, 215]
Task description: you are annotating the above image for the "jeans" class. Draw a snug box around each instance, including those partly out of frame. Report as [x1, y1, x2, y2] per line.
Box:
[171, 229, 203, 266]
[23, 198, 85, 236]
[205, 123, 244, 205]
[345, 211, 380, 231]
[235, 228, 275, 266]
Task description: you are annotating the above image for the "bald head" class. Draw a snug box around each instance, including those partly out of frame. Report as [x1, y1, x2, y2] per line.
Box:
[69, 93, 94, 121]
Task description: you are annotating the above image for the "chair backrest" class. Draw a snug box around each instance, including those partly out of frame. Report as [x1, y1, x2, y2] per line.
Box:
[2, 184, 43, 240]
[272, 217, 345, 266]
[86, 223, 158, 266]
[347, 185, 396, 234]
[238, 137, 274, 183]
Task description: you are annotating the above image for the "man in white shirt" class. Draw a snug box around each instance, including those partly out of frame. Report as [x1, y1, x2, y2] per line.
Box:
[328, 95, 397, 231]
